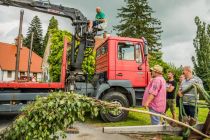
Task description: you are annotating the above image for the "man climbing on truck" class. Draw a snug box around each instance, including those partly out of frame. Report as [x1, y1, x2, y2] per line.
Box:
[88, 7, 107, 32]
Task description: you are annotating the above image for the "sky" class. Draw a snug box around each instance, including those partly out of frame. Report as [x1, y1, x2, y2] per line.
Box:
[0, 0, 210, 67]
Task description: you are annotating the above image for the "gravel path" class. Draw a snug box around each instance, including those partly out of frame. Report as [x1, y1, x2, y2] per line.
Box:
[66, 123, 134, 140]
[0, 115, 135, 140]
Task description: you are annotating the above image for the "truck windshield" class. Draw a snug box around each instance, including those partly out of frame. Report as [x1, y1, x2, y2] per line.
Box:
[118, 43, 135, 60]
[118, 43, 143, 63]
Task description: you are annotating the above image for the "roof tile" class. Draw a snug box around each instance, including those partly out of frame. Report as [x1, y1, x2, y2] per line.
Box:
[0, 42, 42, 73]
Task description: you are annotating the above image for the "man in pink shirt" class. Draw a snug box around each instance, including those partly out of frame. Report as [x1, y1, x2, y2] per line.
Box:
[142, 65, 166, 125]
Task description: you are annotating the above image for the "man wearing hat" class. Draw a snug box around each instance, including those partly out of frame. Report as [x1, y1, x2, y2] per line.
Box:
[142, 65, 167, 126]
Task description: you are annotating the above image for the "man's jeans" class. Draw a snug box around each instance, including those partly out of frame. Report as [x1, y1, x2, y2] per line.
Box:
[183, 105, 196, 118]
[149, 108, 161, 125]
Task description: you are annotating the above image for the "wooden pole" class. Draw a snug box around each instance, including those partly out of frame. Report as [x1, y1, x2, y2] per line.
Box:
[118, 107, 210, 138]
[27, 32, 34, 82]
[15, 10, 24, 82]
[103, 124, 204, 136]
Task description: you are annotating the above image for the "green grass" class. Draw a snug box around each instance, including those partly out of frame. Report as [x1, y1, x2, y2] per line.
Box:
[85, 107, 209, 140]
[86, 107, 209, 127]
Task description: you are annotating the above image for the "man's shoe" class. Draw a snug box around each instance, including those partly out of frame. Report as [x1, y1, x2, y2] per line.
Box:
[189, 117, 197, 126]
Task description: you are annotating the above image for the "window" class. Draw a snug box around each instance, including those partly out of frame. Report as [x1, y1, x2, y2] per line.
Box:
[96, 48, 101, 58]
[20, 72, 25, 76]
[101, 44, 108, 55]
[135, 45, 143, 63]
[96, 43, 108, 58]
[33, 73, 37, 78]
[118, 43, 135, 60]
[7, 71, 12, 78]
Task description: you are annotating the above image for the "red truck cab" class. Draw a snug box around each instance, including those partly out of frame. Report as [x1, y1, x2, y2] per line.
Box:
[96, 36, 150, 87]
[91, 36, 151, 122]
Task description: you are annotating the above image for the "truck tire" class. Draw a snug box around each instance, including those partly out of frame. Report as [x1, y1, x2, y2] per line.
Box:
[100, 91, 129, 122]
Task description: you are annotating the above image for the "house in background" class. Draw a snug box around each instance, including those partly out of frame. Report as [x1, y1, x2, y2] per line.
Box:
[0, 42, 43, 82]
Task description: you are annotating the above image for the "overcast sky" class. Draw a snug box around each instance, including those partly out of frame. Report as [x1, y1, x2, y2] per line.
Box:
[0, 0, 210, 67]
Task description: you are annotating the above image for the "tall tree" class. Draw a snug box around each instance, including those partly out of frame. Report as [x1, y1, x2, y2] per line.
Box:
[43, 16, 58, 51]
[48, 30, 71, 82]
[192, 17, 210, 91]
[24, 16, 43, 56]
[114, 0, 162, 56]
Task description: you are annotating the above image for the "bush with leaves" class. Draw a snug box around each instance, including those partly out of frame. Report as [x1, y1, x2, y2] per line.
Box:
[48, 30, 71, 82]
[82, 48, 96, 80]
[0, 93, 119, 140]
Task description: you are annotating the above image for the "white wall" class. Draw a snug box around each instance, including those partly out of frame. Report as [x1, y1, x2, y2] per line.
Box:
[37, 73, 42, 82]
[0, 68, 3, 82]
[2, 71, 15, 82]
[1, 70, 42, 82]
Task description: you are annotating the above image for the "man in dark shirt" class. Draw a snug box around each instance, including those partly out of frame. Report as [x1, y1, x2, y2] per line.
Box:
[165, 71, 177, 120]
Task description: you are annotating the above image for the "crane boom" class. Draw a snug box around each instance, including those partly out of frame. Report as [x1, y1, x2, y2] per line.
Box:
[0, 0, 87, 23]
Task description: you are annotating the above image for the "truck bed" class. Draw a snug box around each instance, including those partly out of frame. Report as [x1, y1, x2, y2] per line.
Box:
[0, 82, 64, 89]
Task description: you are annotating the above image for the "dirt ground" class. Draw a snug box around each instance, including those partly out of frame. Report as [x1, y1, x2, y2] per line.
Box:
[66, 123, 135, 140]
[0, 115, 150, 140]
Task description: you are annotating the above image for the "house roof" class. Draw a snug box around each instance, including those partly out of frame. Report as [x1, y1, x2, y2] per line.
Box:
[0, 42, 42, 73]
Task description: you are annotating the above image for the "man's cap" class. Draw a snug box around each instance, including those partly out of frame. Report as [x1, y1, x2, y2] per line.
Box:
[150, 65, 163, 74]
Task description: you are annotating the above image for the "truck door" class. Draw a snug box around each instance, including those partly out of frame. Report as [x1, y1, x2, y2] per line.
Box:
[115, 42, 146, 87]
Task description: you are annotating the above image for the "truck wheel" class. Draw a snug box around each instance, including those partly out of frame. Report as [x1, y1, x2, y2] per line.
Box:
[100, 91, 129, 122]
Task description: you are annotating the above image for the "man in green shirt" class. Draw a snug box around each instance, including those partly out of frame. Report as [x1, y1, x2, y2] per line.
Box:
[88, 7, 107, 31]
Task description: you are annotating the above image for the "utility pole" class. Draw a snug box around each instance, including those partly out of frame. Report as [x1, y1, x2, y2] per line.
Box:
[27, 32, 34, 82]
[15, 10, 24, 82]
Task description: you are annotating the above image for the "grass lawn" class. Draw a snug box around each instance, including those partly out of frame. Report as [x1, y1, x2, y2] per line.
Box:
[86, 107, 209, 127]
[85, 107, 209, 140]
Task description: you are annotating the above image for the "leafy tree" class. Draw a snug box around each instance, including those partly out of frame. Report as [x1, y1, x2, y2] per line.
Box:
[48, 30, 71, 82]
[43, 16, 58, 51]
[82, 49, 96, 80]
[192, 17, 210, 91]
[24, 16, 43, 56]
[149, 55, 182, 81]
[114, 0, 162, 55]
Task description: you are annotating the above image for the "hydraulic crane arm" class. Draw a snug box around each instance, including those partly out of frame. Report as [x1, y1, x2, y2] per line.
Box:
[0, 0, 87, 24]
[0, 0, 96, 91]
[0, 0, 95, 69]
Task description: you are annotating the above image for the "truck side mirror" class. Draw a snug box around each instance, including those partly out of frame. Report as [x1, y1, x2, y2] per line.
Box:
[144, 44, 148, 56]
[141, 37, 148, 56]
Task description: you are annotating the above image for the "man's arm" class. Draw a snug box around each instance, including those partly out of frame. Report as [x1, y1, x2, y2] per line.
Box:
[96, 19, 106, 22]
[143, 79, 161, 109]
[167, 81, 176, 93]
[167, 85, 175, 92]
[177, 89, 183, 97]
[143, 93, 155, 109]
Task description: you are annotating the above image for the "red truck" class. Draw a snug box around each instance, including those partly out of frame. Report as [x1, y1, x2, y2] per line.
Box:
[0, 0, 150, 122]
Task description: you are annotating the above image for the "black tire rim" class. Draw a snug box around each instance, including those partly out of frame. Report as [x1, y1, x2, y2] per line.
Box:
[108, 99, 124, 117]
